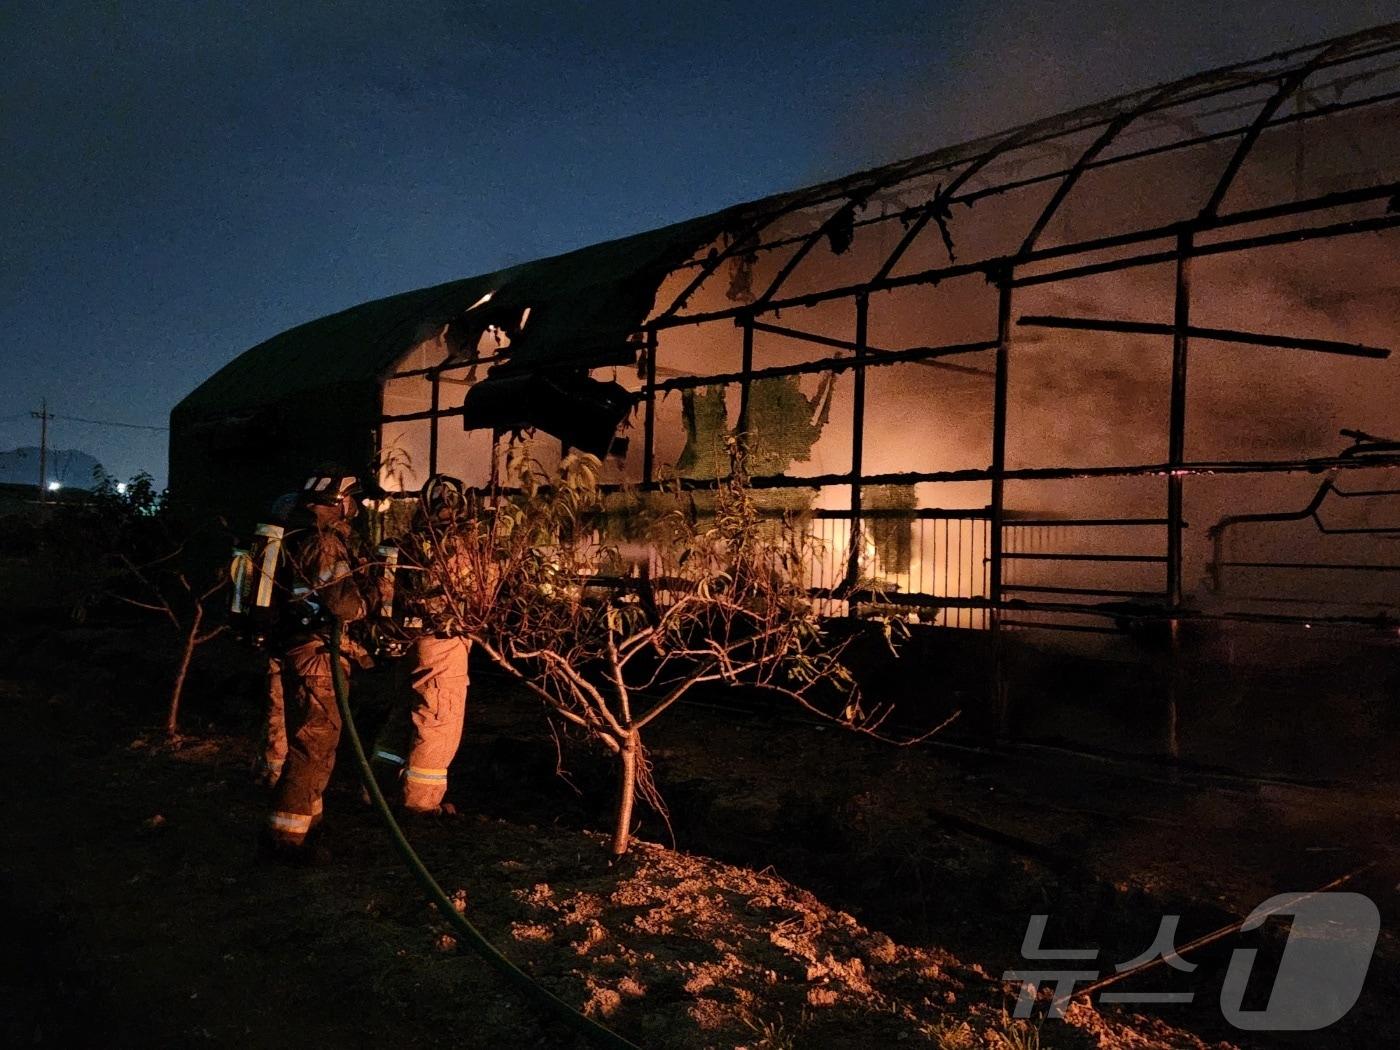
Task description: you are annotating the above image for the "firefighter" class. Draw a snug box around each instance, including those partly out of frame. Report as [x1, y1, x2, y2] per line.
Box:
[258, 654, 287, 788]
[252, 491, 300, 789]
[262, 472, 376, 861]
[370, 475, 473, 816]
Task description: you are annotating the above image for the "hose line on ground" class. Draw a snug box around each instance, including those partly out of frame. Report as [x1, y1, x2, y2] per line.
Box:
[328, 621, 641, 1050]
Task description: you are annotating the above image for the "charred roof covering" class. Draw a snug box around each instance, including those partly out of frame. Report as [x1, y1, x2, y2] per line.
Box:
[176, 275, 493, 415]
[460, 372, 633, 456]
[174, 211, 738, 418]
[175, 22, 1400, 421]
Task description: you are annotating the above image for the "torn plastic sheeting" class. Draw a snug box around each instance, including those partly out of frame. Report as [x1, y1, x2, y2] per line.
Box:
[460, 372, 633, 456]
[864, 484, 918, 574]
[676, 373, 837, 479]
[677, 386, 730, 479]
[479, 213, 736, 374]
[744, 374, 834, 476]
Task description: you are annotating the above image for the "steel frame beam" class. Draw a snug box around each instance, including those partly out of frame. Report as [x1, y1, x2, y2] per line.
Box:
[377, 24, 1400, 648]
[1016, 315, 1391, 359]
[659, 40, 1400, 293]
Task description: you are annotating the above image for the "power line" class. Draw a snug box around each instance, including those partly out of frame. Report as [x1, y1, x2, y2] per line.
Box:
[50, 413, 168, 432]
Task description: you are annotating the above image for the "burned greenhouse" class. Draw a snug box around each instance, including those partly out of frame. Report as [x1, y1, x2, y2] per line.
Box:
[172, 25, 1400, 699]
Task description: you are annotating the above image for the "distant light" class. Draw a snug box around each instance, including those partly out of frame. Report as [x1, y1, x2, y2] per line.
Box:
[467, 291, 495, 311]
[47, 481, 61, 492]
[116, 482, 128, 495]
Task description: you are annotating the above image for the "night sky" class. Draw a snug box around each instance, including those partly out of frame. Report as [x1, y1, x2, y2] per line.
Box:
[4, 1, 1396, 484]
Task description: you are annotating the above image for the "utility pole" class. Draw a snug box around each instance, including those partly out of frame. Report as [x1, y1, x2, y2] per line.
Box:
[31, 399, 52, 501]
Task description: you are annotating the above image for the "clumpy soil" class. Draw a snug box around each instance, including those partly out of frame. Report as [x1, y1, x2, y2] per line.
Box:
[2, 619, 1394, 1048]
[475, 833, 1226, 1048]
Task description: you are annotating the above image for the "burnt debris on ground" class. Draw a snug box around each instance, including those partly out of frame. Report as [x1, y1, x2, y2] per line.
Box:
[3, 621, 1396, 1047]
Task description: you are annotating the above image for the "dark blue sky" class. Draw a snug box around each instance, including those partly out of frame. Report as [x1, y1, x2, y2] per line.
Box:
[3, 0, 1395, 483]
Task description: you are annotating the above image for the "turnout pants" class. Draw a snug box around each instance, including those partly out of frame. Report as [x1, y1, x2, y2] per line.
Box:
[371, 636, 470, 812]
[267, 640, 350, 844]
[259, 654, 288, 785]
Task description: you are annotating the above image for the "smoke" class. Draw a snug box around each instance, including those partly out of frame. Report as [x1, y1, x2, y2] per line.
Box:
[830, 0, 1400, 170]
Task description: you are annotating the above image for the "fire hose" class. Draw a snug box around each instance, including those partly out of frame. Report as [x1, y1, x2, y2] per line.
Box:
[327, 620, 641, 1050]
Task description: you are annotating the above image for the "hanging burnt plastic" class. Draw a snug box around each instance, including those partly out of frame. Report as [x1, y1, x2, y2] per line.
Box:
[460, 371, 632, 455]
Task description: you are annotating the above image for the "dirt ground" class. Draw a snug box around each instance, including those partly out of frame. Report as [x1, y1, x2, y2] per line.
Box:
[2, 616, 1396, 1048]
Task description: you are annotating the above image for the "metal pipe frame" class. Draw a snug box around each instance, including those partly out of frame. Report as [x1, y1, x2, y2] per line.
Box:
[842, 295, 869, 595]
[658, 37, 1400, 287]
[376, 25, 1400, 641]
[652, 188, 1400, 329]
[1166, 231, 1192, 608]
[1015, 315, 1391, 360]
[663, 83, 1400, 282]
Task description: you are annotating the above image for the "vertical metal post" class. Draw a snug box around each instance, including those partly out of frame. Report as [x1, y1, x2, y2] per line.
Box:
[1167, 231, 1192, 608]
[1166, 619, 1181, 763]
[737, 316, 754, 439]
[1165, 231, 1192, 762]
[990, 273, 1012, 736]
[488, 430, 501, 494]
[428, 370, 441, 478]
[844, 295, 869, 598]
[642, 329, 657, 486]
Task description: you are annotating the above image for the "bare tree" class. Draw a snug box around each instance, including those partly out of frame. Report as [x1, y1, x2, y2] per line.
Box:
[113, 548, 228, 738]
[71, 472, 231, 739]
[401, 442, 946, 855]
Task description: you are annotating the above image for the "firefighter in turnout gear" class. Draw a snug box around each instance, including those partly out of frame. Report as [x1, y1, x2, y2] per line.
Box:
[262, 472, 376, 860]
[252, 491, 300, 789]
[370, 475, 474, 816]
[259, 654, 287, 787]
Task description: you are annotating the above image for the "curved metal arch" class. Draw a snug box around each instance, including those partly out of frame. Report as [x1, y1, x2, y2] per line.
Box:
[661, 22, 1400, 321]
[651, 204, 788, 321]
[653, 156, 948, 321]
[745, 151, 987, 309]
[868, 120, 1075, 285]
[863, 95, 1148, 287]
[749, 195, 869, 308]
[759, 98, 1145, 305]
[1016, 75, 1225, 258]
[1017, 36, 1400, 258]
[1199, 31, 1391, 220]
